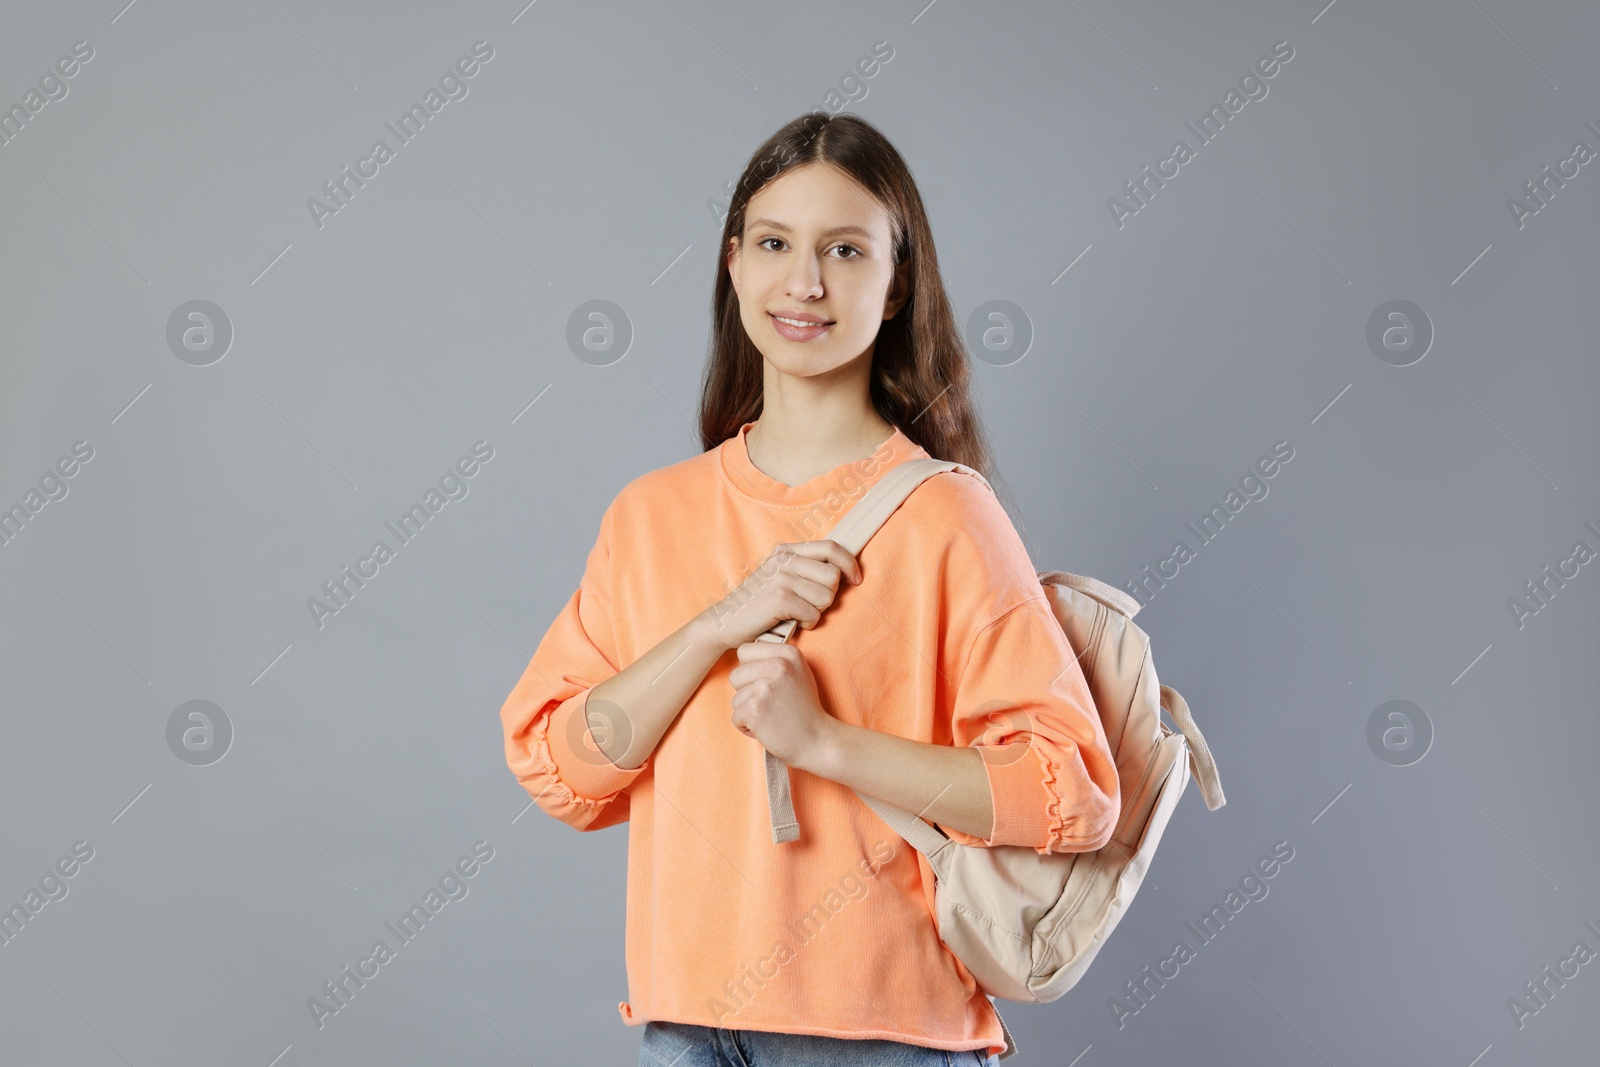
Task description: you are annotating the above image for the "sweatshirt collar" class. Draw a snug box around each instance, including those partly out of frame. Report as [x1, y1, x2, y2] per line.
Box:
[719, 419, 929, 507]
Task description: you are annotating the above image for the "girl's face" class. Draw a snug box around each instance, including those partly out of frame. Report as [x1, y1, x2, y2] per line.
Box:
[726, 162, 911, 382]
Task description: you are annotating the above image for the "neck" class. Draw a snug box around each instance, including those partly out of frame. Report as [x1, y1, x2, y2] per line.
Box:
[746, 407, 897, 489]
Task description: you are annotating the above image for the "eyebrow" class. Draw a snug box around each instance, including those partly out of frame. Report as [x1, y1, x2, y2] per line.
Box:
[746, 218, 876, 241]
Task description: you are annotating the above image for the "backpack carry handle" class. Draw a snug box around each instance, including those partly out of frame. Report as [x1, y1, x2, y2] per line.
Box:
[1038, 570, 1142, 619]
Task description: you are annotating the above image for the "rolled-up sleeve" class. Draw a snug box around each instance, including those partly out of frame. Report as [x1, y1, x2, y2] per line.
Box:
[937, 595, 1120, 854]
[500, 505, 647, 832]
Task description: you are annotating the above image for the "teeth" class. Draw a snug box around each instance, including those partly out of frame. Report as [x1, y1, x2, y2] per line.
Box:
[774, 315, 826, 328]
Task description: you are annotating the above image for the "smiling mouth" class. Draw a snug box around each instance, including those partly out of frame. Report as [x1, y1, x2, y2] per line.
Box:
[771, 314, 833, 328]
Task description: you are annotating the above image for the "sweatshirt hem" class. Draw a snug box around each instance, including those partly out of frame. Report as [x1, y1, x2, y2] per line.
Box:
[619, 1001, 1004, 1057]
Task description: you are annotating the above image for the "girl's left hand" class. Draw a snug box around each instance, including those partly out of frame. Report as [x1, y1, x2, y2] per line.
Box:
[728, 640, 837, 771]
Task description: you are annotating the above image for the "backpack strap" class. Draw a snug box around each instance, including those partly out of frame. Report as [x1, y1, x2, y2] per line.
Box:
[991, 999, 1020, 1060]
[758, 457, 988, 843]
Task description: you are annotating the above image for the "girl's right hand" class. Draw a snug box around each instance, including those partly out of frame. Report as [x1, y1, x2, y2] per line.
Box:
[700, 540, 863, 652]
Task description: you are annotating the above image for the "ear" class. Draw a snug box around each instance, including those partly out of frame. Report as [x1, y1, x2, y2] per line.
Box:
[726, 235, 742, 299]
[883, 255, 913, 320]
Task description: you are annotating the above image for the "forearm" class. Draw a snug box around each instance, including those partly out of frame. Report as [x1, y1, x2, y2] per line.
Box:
[800, 720, 995, 841]
[585, 609, 728, 770]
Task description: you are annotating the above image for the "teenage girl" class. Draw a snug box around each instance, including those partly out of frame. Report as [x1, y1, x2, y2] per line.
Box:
[501, 112, 1120, 1067]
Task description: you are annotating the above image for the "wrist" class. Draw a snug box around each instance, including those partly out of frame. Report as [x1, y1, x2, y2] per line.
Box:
[800, 717, 851, 781]
[688, 607, 732, 655]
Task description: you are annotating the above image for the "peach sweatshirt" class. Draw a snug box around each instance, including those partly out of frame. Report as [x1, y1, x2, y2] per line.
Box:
[500, 420, 1120, 1059]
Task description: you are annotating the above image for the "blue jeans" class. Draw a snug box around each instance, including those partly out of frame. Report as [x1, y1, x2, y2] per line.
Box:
[638, 1020, 997, 1066]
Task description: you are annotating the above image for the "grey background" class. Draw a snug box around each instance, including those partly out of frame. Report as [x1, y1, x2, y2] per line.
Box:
[2, 1, 1596, 1064]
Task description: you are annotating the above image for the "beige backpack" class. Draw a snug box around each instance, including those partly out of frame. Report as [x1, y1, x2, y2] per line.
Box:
[758, 458, 1226, 1061]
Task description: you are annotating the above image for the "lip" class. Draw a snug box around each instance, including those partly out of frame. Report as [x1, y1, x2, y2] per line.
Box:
[770, 309, 831, 324]
[768, 312, 834, 341]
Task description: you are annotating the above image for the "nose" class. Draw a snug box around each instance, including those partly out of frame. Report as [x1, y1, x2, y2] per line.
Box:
[784, 252, 824, 300]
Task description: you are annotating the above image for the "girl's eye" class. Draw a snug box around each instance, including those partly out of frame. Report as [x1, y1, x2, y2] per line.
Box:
[756, 237, 863, 260]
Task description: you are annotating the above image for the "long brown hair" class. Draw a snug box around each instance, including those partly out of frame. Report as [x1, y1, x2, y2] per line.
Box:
[696, 111, 1019, 521]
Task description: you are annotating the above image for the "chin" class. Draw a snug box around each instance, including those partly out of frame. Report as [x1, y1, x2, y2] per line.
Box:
[768, 352, 835, 375]
[769, 337, 869, 368]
